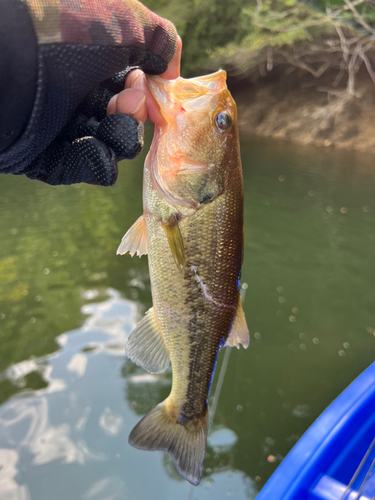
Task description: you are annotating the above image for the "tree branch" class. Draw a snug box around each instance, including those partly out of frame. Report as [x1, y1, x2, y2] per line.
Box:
[343, 0, 375, 36]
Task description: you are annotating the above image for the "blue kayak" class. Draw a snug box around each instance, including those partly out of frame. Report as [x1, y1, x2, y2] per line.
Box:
[257, 362, 375, 500]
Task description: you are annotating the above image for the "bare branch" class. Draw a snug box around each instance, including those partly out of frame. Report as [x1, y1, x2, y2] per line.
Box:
[279, 49, 332, 78]
[359, 51, 375, 83]
[267, 46, 273, 71]
[217, 0, 375, 112]
[343, 0, 375, 36]
[255, 0, 263, 17]
[331, 0, 365, 18]
[335, 23, 349, 65]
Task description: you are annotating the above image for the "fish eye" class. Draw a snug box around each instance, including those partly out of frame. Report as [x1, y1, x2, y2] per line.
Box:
[214, 111, 231, 131]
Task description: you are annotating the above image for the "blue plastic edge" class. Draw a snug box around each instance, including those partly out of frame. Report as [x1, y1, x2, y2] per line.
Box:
[256, 362, 375, 500]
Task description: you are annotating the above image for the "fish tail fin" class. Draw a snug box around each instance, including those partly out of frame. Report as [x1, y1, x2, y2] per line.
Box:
[128, 399, 208, 486]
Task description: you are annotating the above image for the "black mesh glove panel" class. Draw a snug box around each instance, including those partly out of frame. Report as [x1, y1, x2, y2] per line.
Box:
[0, 0, 177, 186]
[25, 67, 144, 186]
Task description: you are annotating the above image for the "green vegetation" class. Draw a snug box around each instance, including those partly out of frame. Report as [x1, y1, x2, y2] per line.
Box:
[144, 0, 375, 96]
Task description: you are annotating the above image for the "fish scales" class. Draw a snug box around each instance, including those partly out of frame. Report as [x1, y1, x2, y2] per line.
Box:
[117, 70, 249, 486]
[147, 177, 242, 418]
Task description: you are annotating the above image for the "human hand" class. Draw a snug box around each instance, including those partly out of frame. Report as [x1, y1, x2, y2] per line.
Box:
[0, 0, 179, 186]
[107, 36, 182, 126]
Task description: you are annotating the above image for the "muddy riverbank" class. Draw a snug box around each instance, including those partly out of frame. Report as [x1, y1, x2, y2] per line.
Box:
[234, 67, 375, 155]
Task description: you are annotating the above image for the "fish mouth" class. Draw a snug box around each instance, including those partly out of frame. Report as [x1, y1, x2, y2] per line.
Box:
[185, 70, 227, 92]
[146, 70, 228, 123]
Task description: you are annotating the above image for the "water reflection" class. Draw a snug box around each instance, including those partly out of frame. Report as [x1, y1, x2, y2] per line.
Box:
[81, 477, 127, 500]
[1, 136, 375, 498]
[0, 289, 250, 499]
[0, 448, 31, 500]
[98, 407, 123, 436]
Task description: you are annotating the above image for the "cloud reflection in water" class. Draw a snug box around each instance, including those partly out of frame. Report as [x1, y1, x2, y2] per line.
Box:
[0, 288, 255, 499]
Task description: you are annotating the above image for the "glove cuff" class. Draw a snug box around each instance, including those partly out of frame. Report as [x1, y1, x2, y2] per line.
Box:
[0, 0, 37, 152]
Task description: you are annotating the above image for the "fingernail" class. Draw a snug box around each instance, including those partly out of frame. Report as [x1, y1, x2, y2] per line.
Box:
[131, 95, 146, 116]
[107, 95, 117, 115]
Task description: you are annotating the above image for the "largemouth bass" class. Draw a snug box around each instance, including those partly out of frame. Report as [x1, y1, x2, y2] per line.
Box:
[117, 70, 249, 486]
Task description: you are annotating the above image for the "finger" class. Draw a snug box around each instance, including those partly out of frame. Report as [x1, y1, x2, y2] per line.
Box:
[27, 137, 118, 186]
[107, 88, 147, 123]
[125, 69, 165, 125]
[160, 36, 182, 80]
[97, 114, 144, 160]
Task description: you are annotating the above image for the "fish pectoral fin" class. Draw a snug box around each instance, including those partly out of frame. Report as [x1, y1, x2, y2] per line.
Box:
[225, 298, 250, 349]
[129, 399, 208, 486]
[116, 215, 147, 257]
[126, 307, 170, 373]
[161, 214, 185, 271]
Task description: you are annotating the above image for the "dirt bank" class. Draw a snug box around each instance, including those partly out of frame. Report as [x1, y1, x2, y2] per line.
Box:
[233, 68, 375, 155]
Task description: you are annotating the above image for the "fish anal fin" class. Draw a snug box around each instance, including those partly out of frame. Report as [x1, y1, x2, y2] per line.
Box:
[226, 299, 250, 349]
[161, 214, 185, 271]
[117, 215, 147, 257]
[129, 399, 208, 486]
[126, 307, 170, 373]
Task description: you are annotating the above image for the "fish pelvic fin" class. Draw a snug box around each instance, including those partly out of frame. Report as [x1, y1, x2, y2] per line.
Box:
[226, 298, 250, 349]
[126, 307, 170, 374]
[117, 215, 147, 257]
[129, 400, 209, 486]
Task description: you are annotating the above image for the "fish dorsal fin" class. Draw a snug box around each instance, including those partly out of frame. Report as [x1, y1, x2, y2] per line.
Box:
[117, 215, 147, 257]
[226, 298, 250, 349]
[161, 214, 185, 271]
[126, 307, 170, 373]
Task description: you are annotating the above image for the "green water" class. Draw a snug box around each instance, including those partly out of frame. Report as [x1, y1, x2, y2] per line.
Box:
[0, 133, 374, 499]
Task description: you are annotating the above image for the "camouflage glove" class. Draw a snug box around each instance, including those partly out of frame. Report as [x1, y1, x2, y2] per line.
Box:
[0, 0, 177, 186]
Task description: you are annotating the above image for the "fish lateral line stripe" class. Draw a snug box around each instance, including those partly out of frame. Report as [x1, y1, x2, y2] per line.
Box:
[190, 265, 236, 310]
